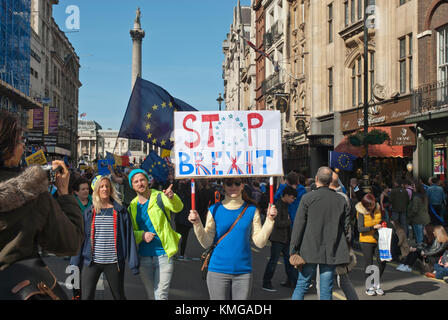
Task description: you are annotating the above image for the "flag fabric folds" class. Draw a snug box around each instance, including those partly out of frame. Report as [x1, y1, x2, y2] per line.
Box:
[329, 151, 358, 171]
[118, 77, 197, 150]
[141, 150, 169, 183]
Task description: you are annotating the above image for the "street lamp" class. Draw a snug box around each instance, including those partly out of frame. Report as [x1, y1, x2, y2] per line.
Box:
[362, 0, 374, 194]
[217, 93, 224, 111]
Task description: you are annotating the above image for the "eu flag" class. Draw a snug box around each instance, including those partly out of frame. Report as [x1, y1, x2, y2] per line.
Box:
[118, 77, 197, 150]
[329, 151, 358, 171]
[141, 150, 169, 183]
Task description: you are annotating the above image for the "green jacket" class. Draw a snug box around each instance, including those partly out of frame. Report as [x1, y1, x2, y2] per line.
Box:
[129, 189, 183, 258]
[407, 194, 431, 226]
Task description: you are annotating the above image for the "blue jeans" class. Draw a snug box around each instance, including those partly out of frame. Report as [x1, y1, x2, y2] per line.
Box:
[412, 224, 424, 244]
[292, 263, 335, 300]
[139, 255, 173, 300]
[433, 263, 448, 279]
[263, 241, 298, 285]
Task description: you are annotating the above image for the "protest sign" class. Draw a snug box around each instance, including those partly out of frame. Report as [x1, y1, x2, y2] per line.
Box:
[25, 149, 48, 166]
[174, 111, 283, 179]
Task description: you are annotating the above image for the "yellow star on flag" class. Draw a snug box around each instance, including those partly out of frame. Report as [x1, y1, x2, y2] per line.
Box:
[146, 123, 151, 130]
[168, 101, 173, 108]
[146, 112, 152, 119]
[152, 104, 158, 111]
[147, 133, 152, 139]
[160, 140, 166, 146]
[152, 138, 157, 144]
[161, 102, 167, 108]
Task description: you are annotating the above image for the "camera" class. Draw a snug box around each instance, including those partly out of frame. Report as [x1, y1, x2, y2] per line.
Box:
[41, 164, 63, 184]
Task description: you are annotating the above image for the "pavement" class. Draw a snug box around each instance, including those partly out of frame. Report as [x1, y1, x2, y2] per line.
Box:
[42, 228, 448, 301]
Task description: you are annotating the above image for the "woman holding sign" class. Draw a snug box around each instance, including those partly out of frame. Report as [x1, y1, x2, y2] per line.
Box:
[188, 178, 277, 300]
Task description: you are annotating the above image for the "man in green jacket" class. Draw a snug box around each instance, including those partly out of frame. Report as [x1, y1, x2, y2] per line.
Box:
[128, 169, 183, 300]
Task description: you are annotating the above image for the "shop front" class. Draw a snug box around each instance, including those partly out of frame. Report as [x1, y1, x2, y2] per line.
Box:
[406, 80, 448, 182]
[337, 96, 416, 186]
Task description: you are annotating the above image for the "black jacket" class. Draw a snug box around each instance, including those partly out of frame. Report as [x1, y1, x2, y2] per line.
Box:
[290, 187, 351, 265]
[269, 199, 291, 244]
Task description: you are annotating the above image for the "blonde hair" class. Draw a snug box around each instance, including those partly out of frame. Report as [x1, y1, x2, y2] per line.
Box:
[433, 225, 448, 243]
[92, 176, 122, 210]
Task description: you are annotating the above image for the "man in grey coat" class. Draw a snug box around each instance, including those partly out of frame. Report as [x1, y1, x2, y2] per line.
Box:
[290, 167, 351, 300]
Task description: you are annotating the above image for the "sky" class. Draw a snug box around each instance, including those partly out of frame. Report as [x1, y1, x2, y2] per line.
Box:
[53, 0, 251, 130]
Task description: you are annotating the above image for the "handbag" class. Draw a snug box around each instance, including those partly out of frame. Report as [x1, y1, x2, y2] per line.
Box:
[289, 253, 306, 271]
[0, 257, 66, 300]
[200, 203, 249, 280]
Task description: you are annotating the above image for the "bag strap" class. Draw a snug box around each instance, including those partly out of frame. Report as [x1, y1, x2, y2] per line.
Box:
[213, 203, 249, 248]
[156, 193, 171, 223]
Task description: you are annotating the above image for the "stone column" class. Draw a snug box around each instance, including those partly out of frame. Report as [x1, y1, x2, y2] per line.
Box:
[130, 8, 145, 89]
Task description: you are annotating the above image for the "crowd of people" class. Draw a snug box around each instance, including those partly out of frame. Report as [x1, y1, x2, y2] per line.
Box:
[1, 109, 448, 301]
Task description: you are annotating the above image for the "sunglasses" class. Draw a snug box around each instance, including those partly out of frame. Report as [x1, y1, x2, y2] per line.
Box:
[17, 136, 26, 144]
[225, 180, 242, 187]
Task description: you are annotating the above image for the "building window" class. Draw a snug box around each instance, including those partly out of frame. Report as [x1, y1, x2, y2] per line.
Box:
[438, 25, 448, 83]
[409, 33, 413, 90]
[399, 35, 412, 93]
[344, 1, 349, 26]
[357, 0, 363, 20]
[328, 3, 333, 43]
[370, 52, 375, 99]
[352, 64, 357, 106]
[437, 25, 448, 100]
[328, 67, 333, 112]
[399, 0, 407, 5]
[352, 56, 374, 107]
[351, 0, 355, 24]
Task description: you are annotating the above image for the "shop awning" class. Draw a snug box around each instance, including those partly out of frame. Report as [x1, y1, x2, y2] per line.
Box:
[335, 125, 415, 158]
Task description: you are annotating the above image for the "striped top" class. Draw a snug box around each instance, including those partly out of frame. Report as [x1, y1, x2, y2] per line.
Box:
[92, 208, 118, 264]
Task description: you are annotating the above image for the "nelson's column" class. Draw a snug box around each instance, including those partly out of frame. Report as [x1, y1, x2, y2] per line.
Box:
[130, 7, 145, 89]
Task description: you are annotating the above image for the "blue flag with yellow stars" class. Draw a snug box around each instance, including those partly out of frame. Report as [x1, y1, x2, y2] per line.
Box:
[329, 151, 358, 171]
[118, 77, 197, 150]
[141, 150, 169, 183]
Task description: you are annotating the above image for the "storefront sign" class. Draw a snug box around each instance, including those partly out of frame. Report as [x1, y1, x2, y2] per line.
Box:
[391, 126, 416, 146]
[309, 135, 334, 147]
[340, 98, 411, 132]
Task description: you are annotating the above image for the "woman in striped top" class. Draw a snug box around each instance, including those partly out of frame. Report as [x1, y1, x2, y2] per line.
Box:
[70, 175, 139, 300]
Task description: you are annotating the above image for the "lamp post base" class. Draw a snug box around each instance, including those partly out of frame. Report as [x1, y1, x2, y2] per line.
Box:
[361, 174, 371, 194]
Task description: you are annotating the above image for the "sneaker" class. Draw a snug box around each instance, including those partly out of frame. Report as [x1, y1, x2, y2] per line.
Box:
[403, 265, 412, 272]
[396, 264, 405, 271]
[262, 283, 277, 292]
[425, 272, 436, 279]
[280, 281, 296, 288]
[396, 264, 412, 272]
[365, 287, 376, 296]
[374, 287, 385, 296]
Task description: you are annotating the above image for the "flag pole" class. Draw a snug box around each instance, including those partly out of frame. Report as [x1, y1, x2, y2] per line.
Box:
[269, 177, 274, 205]
[191, 179, 196, 211]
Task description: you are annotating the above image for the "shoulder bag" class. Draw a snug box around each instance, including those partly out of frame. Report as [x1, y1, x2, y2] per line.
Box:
[200, 203, 249, 280]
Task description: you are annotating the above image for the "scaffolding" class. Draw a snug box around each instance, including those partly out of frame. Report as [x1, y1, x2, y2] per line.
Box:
[0, 0, 31, 96]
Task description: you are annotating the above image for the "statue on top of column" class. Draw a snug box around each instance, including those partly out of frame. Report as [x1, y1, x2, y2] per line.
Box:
[135, 7, 141, 26]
